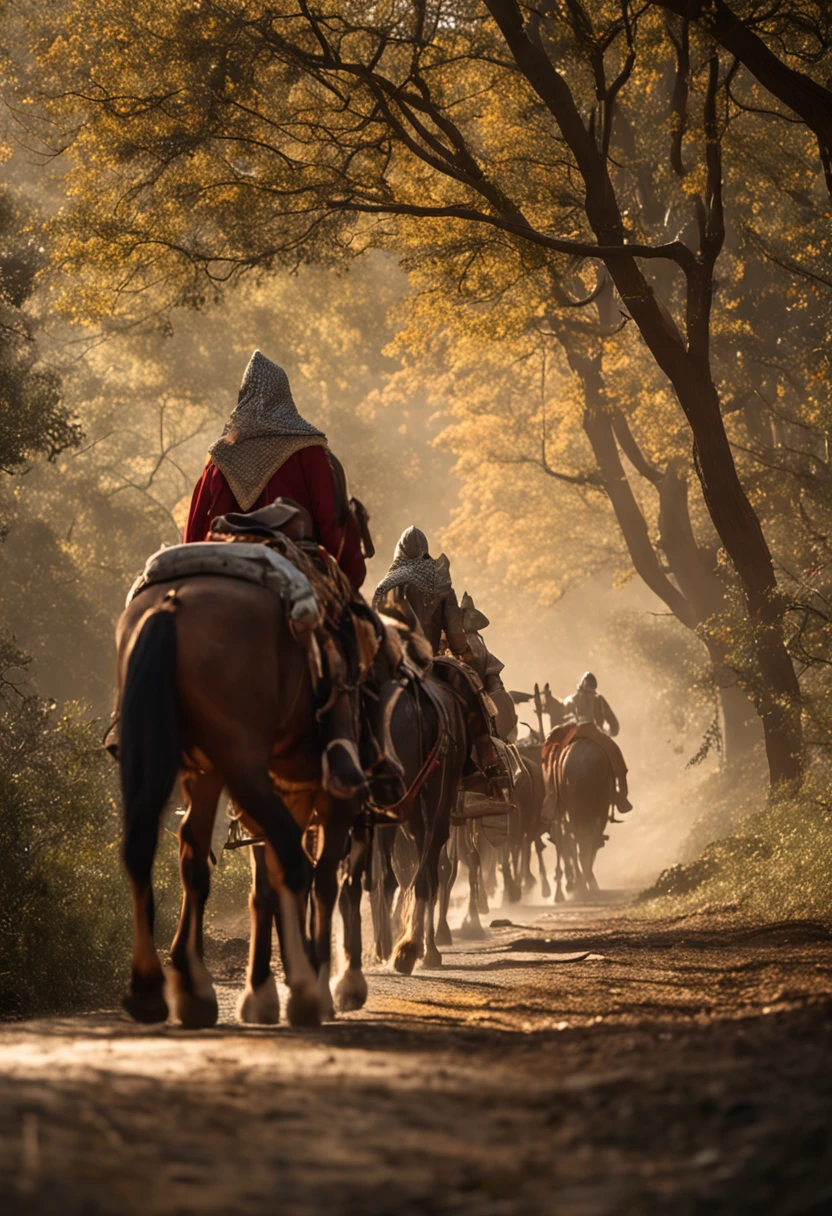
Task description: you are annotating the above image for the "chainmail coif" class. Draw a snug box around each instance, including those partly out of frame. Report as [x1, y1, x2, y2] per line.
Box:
[374, 525, 453, 602]
[209, 350, 327, 511]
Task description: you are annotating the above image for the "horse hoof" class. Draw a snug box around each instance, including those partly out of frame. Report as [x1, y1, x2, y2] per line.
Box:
[287, 984, 322, 1028]
[175, 992, 219, 1030]
[317, 974, 336, 1023]
[122, 990, 168, 1025]
[238, 976, 280, 1025]
[540, 880, 552, 900]
[435, 924, 453, 947]
[392, 941, 421, 976]
[421, 948, 443, 970]
[457, 918, 487, 941]
[554, 889, 565, 905]
[165, 970, 218, 1030]
[334, 968, 368, 1013]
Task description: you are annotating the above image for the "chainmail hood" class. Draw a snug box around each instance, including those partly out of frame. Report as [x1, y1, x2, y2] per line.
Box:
[374, 526, 453, 602]
[209, 350, 327, 511]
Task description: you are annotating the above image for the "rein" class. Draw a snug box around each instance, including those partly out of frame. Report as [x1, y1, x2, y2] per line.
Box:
[369, 725, 447, 822]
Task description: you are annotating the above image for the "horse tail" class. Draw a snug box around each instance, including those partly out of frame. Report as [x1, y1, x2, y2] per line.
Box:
[120, 595, 181, 886]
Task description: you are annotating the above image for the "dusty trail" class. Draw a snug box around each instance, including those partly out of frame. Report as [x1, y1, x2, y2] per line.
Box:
[1, 900, 831, 1216]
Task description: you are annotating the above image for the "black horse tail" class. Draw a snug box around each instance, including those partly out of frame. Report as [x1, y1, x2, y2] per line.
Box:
[120, 594, 181, 886]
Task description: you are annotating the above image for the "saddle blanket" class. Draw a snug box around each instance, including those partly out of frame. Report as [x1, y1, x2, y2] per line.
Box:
[127, 541, 321, 631]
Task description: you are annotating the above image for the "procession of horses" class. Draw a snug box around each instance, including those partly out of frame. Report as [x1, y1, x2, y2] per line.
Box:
[113, 350, 631, 1031]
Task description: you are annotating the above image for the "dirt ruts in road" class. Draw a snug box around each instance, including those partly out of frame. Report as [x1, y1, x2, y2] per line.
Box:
[1, 906, 831, 1215]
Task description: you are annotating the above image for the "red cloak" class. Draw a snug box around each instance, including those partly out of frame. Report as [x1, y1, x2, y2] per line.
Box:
[183, 445, 366, 590]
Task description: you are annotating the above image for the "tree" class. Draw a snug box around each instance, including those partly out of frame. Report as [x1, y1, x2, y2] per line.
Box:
[19, 0, 832, 783]
[0, 187, 79, 483]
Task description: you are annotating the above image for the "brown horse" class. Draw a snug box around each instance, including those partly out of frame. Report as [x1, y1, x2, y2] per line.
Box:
[550, 739, 614, 899]
[117, 575, 347, 1029]
[339, 657, 480, 978]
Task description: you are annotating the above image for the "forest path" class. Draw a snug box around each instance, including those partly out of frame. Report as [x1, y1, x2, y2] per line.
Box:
[1, 901, 831, 1215]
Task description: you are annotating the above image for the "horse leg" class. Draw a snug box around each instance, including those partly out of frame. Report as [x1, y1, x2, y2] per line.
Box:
[435, 836, 456, 947]
[586, 818, 603, 895]
[335, 826, 369, 1012]
[553, 827, 565, 904]
[123, 875, 168, 1024]
[238, 844, 281, 1024]
[371, 826, 397, 962]
[554, 855, 565, 904]
[392, 809, 429, 975]
[521, 835, 536, 896]
[226, 763, 319, 1027]
[121, 738, 175, 1027]
[422, 818, 450, 970]
[459, 824, 486, 941]
[476, 837, 491, 914]
[167, 769, 222, 1028]
[575, 826, 594, 901]
[483, 843, 498, 899]
[501, 840, 522, 905]
[312, 798, 356, 1021]
[536, 836, 552, 900]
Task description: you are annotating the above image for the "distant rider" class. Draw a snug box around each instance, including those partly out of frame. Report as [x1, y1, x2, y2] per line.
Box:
[563, 672, 632, 814]
[374, 530, 515, 791]
[460, 592, 517, 742]
[372, 526, 472, 662]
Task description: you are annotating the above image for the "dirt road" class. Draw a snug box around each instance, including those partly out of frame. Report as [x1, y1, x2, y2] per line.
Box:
[1, 901, 831, 1215]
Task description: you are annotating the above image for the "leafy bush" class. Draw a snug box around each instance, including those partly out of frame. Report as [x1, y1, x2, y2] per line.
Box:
[0, 634, 255, 1017]
[0, 632, 192, 1016]
[0, 685, 127, 1017]
[639, 761, 832, 922]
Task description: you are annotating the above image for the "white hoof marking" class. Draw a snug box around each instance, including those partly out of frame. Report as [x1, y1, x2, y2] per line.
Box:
[237, 974, 280, 1025]
[334, 967, 368, 1012]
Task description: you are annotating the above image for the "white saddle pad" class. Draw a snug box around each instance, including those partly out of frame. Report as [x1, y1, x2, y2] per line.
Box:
[127, 541, 321, 630]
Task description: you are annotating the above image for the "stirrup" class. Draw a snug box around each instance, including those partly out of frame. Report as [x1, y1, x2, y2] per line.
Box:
[322, 738, 367, 800]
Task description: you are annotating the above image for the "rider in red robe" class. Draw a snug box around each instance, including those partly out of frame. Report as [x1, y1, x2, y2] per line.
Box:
[183, 350, 367, 796]
[184, 446, 366, 590]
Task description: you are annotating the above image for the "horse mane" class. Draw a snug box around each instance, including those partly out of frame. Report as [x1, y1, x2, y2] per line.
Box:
[377, 599, 433, 670]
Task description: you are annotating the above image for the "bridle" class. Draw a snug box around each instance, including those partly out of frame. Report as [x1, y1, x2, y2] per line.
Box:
[367, 670, 460, 824]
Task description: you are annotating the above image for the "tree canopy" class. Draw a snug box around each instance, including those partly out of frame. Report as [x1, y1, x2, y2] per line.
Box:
[7, 0, 832, 784]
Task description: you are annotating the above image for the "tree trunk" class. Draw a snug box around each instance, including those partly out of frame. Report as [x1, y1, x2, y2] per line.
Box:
[488, 0, 803, 785]
[674, 375, 802, 784]
[569, 350, 762, 766]
[717, 678, 762, 762]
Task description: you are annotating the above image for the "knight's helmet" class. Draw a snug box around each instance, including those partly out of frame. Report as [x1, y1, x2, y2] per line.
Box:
[579, 671, 598, 691]
[394, 525, 430, 563]
[461, 591, 490, 634]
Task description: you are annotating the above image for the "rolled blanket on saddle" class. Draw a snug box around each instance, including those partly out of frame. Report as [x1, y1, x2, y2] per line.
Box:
[127, 541, 320, 630]
[127, 533, 382, 718]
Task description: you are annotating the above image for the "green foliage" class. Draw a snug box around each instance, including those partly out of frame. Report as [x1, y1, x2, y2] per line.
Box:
[640, 758, 832, 923]
[0, 635, 195, 1017]
[0, 187, 80, 479]
[0, 647, 128, 1017]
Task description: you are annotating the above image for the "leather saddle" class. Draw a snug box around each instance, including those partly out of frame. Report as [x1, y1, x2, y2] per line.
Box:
[211, 497, 315, 544]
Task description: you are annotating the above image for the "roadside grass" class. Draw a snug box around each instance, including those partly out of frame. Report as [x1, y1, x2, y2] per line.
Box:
[638, 759, 832, 922]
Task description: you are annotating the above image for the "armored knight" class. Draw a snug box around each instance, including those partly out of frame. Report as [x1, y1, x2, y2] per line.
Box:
[460, 592, 517, 742]
[563, 672, 632, 813]
[372, 526, 472, 662]
[375, 535, 515, 793]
